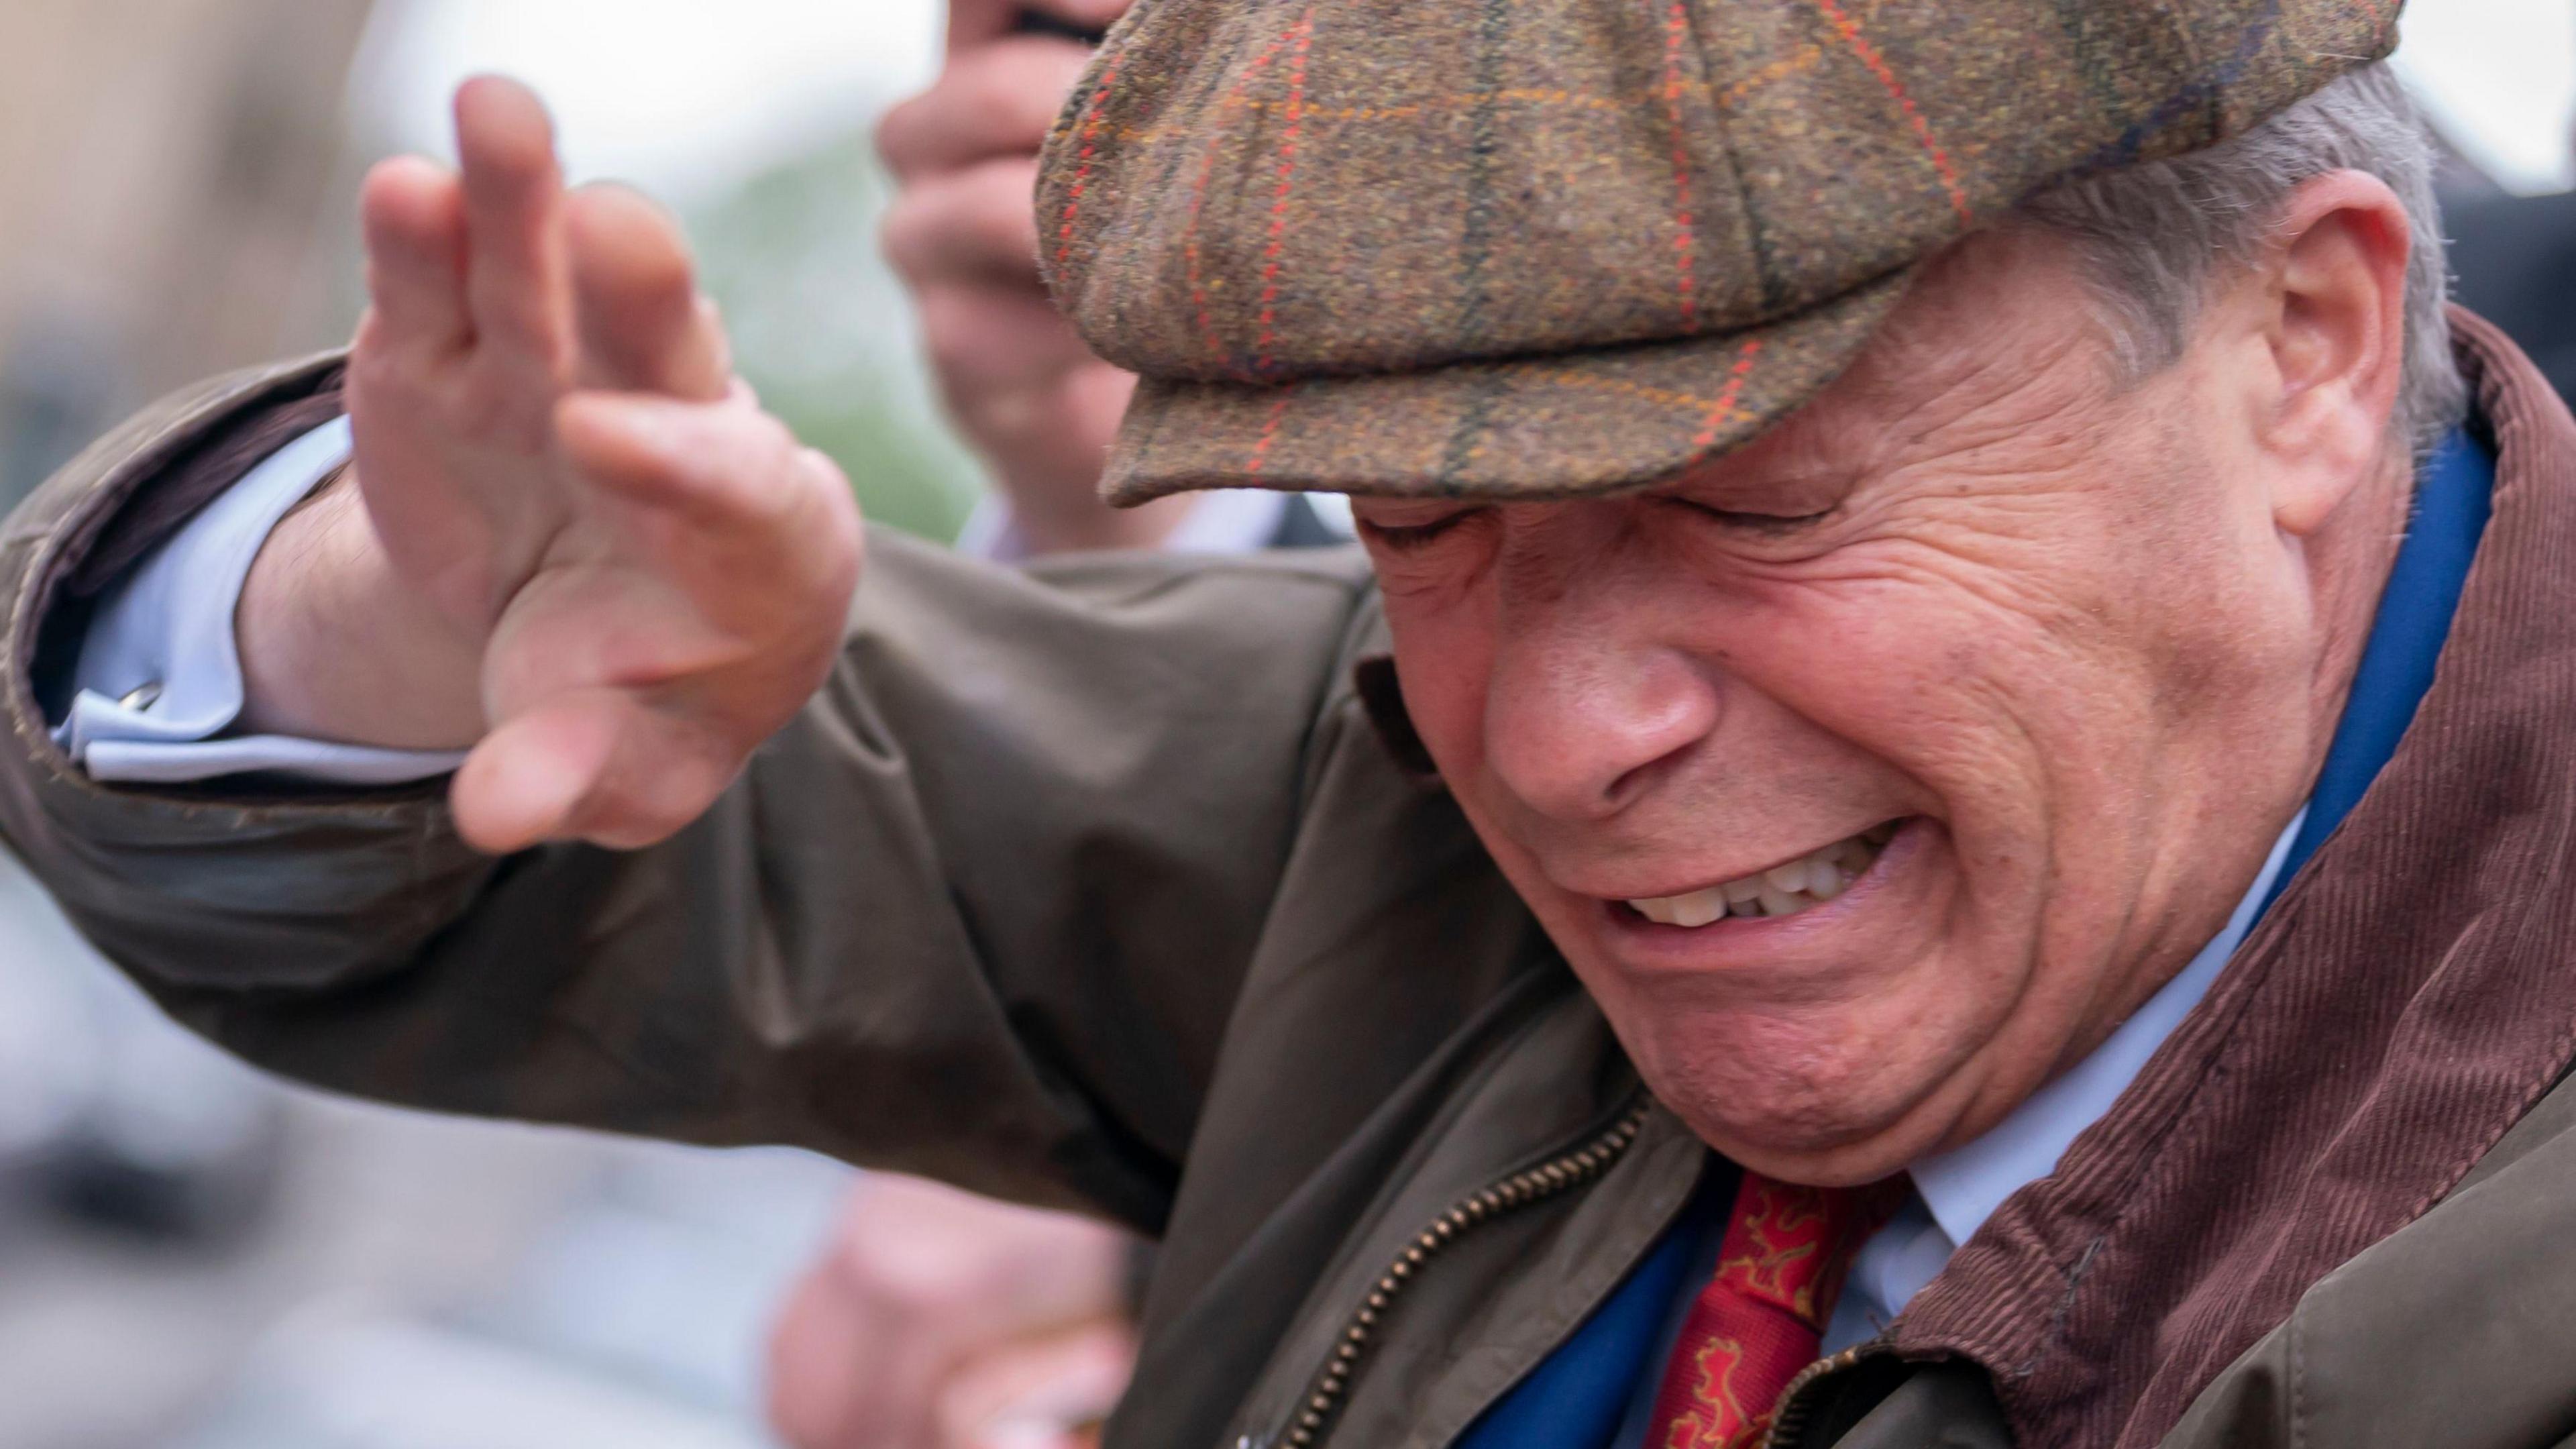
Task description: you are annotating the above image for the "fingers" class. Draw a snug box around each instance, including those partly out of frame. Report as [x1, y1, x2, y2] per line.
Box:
[358, 156, 470, 352]
[555, 390, 849, 535]
[933, 1322, 1136, 1449]
[451, 435, 861, 853]
[566, 184, 731, 401]
[877, 42, 1099, 182]
[914, 285, 1119, 405]
[947, 0, 1130, 52]
[455, 392, 857, 853]
[454, 76, 572, 371]
[908, 284, 1138, 529]
[883, 158, 1046, 289]
[766, 1264, 895, 1449]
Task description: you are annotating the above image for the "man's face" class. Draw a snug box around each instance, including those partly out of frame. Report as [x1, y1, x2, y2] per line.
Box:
[1356, 229, 2350, 1184]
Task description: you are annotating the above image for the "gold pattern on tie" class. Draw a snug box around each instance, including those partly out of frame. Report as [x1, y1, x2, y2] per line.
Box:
[1649, 1172, 1903, 1448]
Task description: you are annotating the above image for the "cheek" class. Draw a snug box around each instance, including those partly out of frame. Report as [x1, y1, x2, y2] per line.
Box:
[1708, 564, 2047, 789]
[1695, 539, 2157, 936]
[1381, 592, 1500, 780]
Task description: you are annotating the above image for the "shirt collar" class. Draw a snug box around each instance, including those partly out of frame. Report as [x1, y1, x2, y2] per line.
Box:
[1908, 808, 2304, 1246]
[955, 488, 1294, 562]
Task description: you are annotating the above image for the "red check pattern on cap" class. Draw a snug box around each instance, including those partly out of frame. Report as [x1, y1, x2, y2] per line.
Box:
[1650, 1172, 1904, 1449]
[1035, 0, 2405, 505]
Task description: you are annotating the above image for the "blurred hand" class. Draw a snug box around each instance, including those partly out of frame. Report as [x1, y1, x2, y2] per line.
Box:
[880, 0, 1193, 555]
[767, 1175, 1137, 1449]
[237, 77, 862, 853]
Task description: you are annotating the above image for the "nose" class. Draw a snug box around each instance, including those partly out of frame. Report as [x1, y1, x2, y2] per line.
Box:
[1481, 541, 1721, 822]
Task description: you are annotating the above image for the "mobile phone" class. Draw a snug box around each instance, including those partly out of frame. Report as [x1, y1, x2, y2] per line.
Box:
[1012, 9, 1110, 44]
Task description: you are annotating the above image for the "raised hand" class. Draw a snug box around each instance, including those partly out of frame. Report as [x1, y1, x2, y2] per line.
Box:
[238, 77, 861, 855]
[766, 1175, 1136, 1449]
[879, 0, 1191, 555]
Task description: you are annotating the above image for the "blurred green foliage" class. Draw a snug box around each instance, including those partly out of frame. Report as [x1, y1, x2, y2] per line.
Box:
[688, 129, 982, 543]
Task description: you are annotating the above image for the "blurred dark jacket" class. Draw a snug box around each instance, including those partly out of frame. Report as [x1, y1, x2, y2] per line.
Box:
[2447, 189, 2576, 405]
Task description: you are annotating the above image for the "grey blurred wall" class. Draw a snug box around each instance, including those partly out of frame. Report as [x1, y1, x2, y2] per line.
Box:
[0, 0, 375, 506]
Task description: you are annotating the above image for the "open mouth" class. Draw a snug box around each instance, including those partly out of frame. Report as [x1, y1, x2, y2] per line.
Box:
[1620, 821, 1902, 928]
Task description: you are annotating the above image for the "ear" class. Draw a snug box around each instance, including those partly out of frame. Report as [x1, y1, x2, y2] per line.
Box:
[2243, 170, 2414, 537]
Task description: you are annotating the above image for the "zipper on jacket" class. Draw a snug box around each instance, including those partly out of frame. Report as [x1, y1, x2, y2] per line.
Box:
[1271, 1095, 1656, 1449]
[1762, 1343, 1873, 1448]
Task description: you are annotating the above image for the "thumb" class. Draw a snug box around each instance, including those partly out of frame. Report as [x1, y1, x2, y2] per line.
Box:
[451, 692, 623, 853]
[455, 688, 749, 853]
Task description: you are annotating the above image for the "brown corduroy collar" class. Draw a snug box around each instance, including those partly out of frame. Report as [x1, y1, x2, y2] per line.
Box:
[1875, 309, 2576, 1446]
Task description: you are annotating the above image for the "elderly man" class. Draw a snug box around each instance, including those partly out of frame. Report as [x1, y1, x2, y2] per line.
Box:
[5, 1, 2572, 1446]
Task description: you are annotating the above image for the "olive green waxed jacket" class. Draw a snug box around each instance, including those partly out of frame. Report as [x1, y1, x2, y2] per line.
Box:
[9, 315, 2576, 1449]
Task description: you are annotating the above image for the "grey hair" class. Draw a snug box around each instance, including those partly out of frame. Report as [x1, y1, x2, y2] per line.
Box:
[2013, 62, 2468, 461]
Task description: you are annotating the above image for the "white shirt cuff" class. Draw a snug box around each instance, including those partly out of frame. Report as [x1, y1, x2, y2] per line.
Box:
[52, 416, 469, 786]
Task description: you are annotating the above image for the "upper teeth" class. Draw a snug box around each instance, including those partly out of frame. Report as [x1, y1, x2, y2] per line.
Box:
[1625, 824, 1895, 928]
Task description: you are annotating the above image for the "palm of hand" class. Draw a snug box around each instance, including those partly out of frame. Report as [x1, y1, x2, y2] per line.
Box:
[346, 78, 859, 852]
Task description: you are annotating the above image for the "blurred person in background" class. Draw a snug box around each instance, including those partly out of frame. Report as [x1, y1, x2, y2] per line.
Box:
[15, 7, 2576, 1449]
[2421, 17, 2576, 407]
[767, 6, 1344, 1446]
[894, 1, 1344, 563]
[2445, 183, 2576, 403]
[769, 1175, 1138, 1449]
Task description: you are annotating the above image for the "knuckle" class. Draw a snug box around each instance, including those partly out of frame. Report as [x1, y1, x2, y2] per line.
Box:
[878, 201, 932, 280]
[890, 174, 1040, 286]
[921, 322, 986, 381]
[850, 1267, 973, 1322]
[917, 315, 983, 380]
[349, 313, 401, 372]
[798, 445, 853, 494]
[971, 174, 1043, 250]
[741, 407, 797, 460]
[347, 323, 445, 403]
[806, 458, 866, 586]
[479, 288, 558, 343]
[888, 158, 1044, 278]
[956, 60, 1044, 138]
[961, 158, 1045, 243]
[875, 93, 933, 173]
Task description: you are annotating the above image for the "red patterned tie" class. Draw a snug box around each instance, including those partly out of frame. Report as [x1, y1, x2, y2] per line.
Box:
[1648, 1171, 1902, 1449]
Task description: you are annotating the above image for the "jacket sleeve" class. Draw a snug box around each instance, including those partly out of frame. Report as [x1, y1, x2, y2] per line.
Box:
[0, 360, 1382, 1232]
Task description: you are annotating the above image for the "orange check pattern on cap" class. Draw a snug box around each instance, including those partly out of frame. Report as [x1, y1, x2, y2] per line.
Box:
[1035, 0, 2405, 504]
[1649, 1172, 1903, 1449]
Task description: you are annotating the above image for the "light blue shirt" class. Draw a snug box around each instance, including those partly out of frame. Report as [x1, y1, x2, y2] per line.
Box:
[1821, 806, 2305, 1351]
[957, 484, 1297, 561]
[51, 418, 467, 784]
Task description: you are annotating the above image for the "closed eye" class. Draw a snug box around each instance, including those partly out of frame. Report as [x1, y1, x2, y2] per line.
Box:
[1676, 499, 1838, 536]
[1356, 510, 1480, 552]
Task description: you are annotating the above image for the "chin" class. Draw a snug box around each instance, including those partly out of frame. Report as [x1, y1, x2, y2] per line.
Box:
[1618, 1001, 1975, 1186]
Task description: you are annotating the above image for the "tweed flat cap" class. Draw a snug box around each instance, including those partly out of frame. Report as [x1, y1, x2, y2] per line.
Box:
[1036, 0, 2403, 503]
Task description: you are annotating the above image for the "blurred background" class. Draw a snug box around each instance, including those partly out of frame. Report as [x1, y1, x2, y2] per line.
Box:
[0, 2, 2567, 1446]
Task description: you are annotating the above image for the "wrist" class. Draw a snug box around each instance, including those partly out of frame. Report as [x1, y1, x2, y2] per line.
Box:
[236, 470, 487, 747]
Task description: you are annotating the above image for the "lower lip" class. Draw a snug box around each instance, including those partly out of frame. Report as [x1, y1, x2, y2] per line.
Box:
[1595, 818, 1930, 965]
